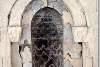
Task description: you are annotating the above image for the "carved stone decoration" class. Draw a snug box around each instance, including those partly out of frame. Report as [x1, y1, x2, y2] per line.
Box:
[31, 7, 64, 67]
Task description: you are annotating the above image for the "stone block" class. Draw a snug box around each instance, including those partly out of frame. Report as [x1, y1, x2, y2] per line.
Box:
[83, 57, 93, 67]
[48, 0, 64, 15]
[70, 42, 82, 59]
[11, 43, 22, 67]
[62, 10, 73, 25]
[8, 27, 22, 42]
[72, 27, 88, 42]
[82, 43, 93, 67]
[41, 0, 47, 6]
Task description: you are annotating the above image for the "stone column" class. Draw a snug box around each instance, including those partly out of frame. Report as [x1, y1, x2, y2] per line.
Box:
[11, 42, 22, 67]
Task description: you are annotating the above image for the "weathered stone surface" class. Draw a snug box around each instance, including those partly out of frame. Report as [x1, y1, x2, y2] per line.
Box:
[71, 58, 82, 67]
[72, 27, 88, 42]
[86, 27, 98, 67]
[31, 0, 44, 12]
[71, 42, 82, 59]
[64, 24, 73, 44]
[0, 0, 17, 66]
[42, 0, 47, 7]
[0, 0, 98, 67]
[64, 60, 73, 67]
[20, 8, 33, 44]
[83, 2, 98, 65]
[83, 57, 93, 67]
[64, 0, 87, 26]
[11, 43, 22, 67]
[20, 47, 32, 67]
[48, 0, 64, 15]
[64, 52, 82, 67]
[9, 0, 32, 26]
[83, 43, 93, 67]
[8, 27, 22, 42]
[62, 10, 73, 25]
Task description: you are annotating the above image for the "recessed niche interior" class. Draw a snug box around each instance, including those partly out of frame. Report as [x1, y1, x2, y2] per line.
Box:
[31, 7, 64, 67]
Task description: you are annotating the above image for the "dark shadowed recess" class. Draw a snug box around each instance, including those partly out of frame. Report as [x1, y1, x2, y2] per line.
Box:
[31, 7, 64, 67]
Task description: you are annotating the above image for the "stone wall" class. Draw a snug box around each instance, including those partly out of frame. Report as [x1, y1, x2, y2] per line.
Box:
[0, 0, 98, 67]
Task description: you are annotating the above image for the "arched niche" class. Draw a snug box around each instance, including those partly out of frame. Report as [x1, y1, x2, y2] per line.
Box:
[8, 0, 84, 67]
[31, 7, 64, 67]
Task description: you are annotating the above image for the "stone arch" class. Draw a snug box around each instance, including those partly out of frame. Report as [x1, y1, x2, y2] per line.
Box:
[20, 0, 65, 44]
[8, 0, 87, 43]
[63, 0, 87, 26]
[7, 0, 87, 67]
[8, 0, 87, 28]
[9, 0, 86, 27]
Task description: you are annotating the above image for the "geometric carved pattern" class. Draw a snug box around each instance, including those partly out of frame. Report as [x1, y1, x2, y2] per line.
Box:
[31, 7, 64, 67]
